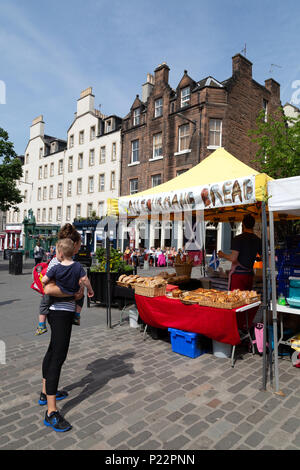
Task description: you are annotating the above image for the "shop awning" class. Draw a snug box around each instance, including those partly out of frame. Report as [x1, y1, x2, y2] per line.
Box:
[114, 148, 272, 221]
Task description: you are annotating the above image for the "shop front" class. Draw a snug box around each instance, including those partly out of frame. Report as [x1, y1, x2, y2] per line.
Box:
[4, 225, 23, 249]
[23, 209, 60, 258]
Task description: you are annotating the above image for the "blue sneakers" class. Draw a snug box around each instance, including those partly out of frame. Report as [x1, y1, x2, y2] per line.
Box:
[44, 411, 72, 432]
[38, 390, 68, 406]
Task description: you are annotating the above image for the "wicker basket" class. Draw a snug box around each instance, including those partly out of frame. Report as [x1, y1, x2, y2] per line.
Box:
[174, 263, 192, 277]
[197, 296, 260, 309]
[134, 284, 166, 297]
[197, 299, 246, 309]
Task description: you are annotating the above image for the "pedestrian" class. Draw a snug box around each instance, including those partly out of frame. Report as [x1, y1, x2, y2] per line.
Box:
[218, 214, 262, 291]
[123, 246, 131, 264]
[34, 241, 44, 265]
[38, 223, 87, 432]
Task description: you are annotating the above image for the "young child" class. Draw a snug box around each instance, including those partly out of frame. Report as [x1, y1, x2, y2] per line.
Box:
[35, 239, 93, 335]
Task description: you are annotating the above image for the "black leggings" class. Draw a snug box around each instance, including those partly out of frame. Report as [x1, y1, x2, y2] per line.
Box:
[42, 310, 73, 395]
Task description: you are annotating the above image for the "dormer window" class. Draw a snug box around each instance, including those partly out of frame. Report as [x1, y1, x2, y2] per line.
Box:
[133, 108, 140, 126]
[106, 120, 112, 133]
[181, 86, 190, 108]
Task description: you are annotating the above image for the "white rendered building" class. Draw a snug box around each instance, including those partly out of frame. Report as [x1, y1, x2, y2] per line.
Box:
[6, 87, 122, 251]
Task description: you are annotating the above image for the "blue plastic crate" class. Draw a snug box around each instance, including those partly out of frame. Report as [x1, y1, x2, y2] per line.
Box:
[168, 328, 209, 358]
[268, 326, 293, 356]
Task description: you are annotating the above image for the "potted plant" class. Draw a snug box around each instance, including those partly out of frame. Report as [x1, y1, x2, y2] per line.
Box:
[88, 247, 133, 306]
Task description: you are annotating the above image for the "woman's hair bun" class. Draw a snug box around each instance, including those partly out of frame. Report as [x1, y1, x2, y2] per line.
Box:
[58, 223, 81, 243]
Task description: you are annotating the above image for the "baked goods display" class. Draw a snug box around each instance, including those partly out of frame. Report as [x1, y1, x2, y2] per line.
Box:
[118, 271, 190, 289]
[117, 274, 167, 288]
[171, 289, 182, 298]
[180, 288, 260, 308]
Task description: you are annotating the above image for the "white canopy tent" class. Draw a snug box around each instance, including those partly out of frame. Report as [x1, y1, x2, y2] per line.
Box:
[268, 176, 300, 393]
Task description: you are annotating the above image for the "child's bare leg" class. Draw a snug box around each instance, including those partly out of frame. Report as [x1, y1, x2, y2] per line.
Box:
[73, 305, 82, 326]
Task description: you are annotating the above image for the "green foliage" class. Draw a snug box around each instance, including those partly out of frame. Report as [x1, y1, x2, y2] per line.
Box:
[90, 246, 133, 273]
[249, 108, 300, 179]
[0, 127, 23, 211]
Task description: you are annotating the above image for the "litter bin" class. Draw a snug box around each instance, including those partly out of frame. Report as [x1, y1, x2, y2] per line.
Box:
[4, 249, 12, 260]
[9, 251, 23, 275]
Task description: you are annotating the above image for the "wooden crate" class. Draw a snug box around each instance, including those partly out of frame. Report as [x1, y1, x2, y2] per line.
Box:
[134, 284, 166, 297]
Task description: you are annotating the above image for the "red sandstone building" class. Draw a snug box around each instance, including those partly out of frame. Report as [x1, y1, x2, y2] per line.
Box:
[120, 53, 281, 250]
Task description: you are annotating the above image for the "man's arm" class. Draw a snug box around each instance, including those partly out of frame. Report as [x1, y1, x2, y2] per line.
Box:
[218, 250, 239, 263]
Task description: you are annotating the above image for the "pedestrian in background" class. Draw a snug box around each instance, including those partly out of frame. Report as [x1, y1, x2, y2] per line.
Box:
[34, 241, 44, 265]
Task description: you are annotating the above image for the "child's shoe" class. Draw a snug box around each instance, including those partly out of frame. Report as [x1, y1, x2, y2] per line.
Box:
[35, 323, 47, 335]
[73, 313, 80, 326]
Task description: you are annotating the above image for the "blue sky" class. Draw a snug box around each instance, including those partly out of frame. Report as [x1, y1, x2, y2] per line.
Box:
[1, 0, 300, 155]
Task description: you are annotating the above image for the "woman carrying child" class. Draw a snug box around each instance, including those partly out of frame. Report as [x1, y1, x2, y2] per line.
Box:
[38, 223, 94, 432]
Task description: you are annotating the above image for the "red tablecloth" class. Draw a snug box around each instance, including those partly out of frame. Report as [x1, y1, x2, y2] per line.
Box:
[135, 295, 259, 346]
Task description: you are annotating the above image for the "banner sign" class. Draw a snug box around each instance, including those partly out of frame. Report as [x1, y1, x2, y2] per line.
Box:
[119, 176, 256, 216]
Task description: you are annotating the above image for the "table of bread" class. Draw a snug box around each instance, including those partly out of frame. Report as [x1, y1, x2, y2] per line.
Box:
[117, 273, 260, 308]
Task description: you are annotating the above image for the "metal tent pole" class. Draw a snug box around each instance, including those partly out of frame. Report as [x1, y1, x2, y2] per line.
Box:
[106, 231, 112, 329]
[261, 202, 268, 390]
[269, 210, 281, 394]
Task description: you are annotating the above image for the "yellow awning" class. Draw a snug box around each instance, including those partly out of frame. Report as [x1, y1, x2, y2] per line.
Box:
[114, 148, 272, 220]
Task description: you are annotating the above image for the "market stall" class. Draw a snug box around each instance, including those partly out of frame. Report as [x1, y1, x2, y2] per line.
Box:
[268, 176, 300, 394]
[134, 294, 260, 346]
[110, 149, 272, 366]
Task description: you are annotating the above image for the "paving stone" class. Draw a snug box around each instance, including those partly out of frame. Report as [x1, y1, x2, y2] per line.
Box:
[127, 431, 152, 448]
[214, 431, 241, 450]
[280, 417, 300, 434]
[235, 421, 253, 435]
[225, 411, 244, 424]
[163, 435, 190, 450]
[244, 431, 265, 448]
[107, 430, 131, 447]
[247, 409, 268, 425]
[185, 421, 209, 438]
[205, 409, 225, 423]
[166, 411, 184, 422]
[156, 422, 184, 442]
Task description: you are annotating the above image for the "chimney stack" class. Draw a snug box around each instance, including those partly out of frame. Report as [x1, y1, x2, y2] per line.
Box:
[265, 78, 281, 101]
[30, 115, 45, 140]
[232, 53, 252, 79]
[154, 62, 170, 85]
[142, 73, 154, 102]
[77, 86, 95, 116]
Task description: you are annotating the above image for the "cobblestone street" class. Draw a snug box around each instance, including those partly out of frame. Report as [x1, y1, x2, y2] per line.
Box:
[1, 260, 300, 450]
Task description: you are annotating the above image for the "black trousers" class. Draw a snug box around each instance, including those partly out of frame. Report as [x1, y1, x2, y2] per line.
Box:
[42, 310, 73, 395]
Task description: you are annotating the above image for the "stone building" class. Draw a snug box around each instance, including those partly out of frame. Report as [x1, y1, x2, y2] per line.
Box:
[6, 87, 122, 253]
[120, 53, 281, 251]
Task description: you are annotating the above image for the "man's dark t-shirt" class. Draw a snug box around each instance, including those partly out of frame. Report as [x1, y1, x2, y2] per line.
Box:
[231, 232, 262, 274]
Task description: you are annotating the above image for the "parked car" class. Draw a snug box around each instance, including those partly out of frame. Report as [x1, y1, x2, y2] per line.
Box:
[74, 245, 92, 267]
